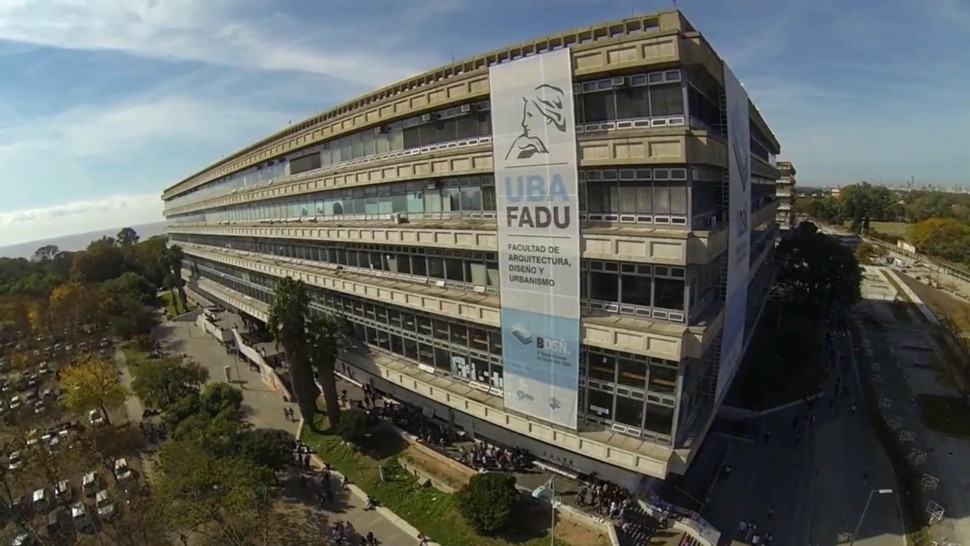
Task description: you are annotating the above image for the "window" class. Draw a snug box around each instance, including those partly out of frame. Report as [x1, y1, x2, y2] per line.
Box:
[644, 403, 674, 435]
[614, 87, 651, 120]
[460, 182, 482, 211]
[587, 389, 613, 418]
[617, 358, 647, 388]
[649, 365, 677, 394]
[590, 271, 619, 301]
[620, 274, 651, 306]
[615, 396, 644, 427]
[650, 85, 684, 116]
[588, 354, 616, 382]
[654, 278, 685, 310]
[582, 91, 615, 123]
[427, 257, 444, 279]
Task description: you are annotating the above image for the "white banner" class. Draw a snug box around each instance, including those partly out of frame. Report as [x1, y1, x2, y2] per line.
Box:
[716, 66, 752, 401]
[490, 49, 580, 429]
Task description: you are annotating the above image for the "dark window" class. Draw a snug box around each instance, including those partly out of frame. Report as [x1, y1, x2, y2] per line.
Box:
[615, 396, 644, 427]
[649, 366, 677, 394]
[617, 358, 647, 388]
[590, 272, 619, 301]
[427, 257, 444, 278]
[650, 84, 684, 116]
[620, 275, 651, 306]
[403, 124, 421, 149]
[614, 87, 651, 120]
[644, 403, 674, 435]
[588, 354, 616, 382]
[618, 182, 638, 214]
[587, 389, 613, 418]
[582, 91, 615, 123]
[290, 152, 321, 175]
[654, 278, 685, 310]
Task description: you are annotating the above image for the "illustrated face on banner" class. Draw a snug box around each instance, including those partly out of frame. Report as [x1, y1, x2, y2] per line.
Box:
[505, 84, 567, 161]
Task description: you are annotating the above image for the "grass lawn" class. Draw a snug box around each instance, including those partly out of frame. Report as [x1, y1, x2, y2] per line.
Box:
[731, 301, 825, 410]
[302, 418, 581, 546]
[916, 394, 970, 437]
[121, 344, 153, 373]
[159, 291, 194, 317]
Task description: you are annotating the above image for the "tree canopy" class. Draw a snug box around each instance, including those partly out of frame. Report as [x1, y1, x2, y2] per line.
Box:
[456, 472, 520, 535]
[132, 357, 209, 410]
[59, 353, 129, 425]
[775, 224, 862, 306]
[268, 277, 322, 427]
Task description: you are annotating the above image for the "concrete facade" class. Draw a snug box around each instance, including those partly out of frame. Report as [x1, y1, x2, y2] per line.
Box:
[162, 9, 782, 480]
[775, 160, 796, 232]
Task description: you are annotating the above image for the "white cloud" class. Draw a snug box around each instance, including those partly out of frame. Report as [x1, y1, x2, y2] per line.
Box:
[0, 193, 163, 247]
[0, 0, 439, 87]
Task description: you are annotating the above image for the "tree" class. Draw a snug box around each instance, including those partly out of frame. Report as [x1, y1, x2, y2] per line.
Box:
[108, 294, 159, 339]
[199, 382, 244, 418]
[161, 245, 188, 314]
[117, 227, 141, 247]
[153, 441, 279, 546]
[334, 409, 373, 443]
[102, 271, 157, 307]
[33, 244, 59, 262]
[308, 313, 346, 425]
[775, 230, 862, 306]
[132, 357, 209, 410]
[267, 277, 322, 428]
[456, 472, 520, 535]
[911, 218, 970, 263]
[236, 429, 294, 471]
[59, 354, 129, 426]
[71, 239, 125, 283]
[49, 282, 95, 333]
[171, 409, 248, 458]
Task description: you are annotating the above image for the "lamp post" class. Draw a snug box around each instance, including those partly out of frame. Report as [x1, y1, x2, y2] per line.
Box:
[533, 476, 557, 546]
[850, 488, 893, 546]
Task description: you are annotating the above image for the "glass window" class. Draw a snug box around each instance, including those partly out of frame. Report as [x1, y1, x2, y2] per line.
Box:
[469, 327, 488, 350]
[670, 183, 687, 215]
[654, 278, 685, 310]
[650, 84, 684, 116]
[649, 365, 677, 394]
[433, 347, 451, 372]
[445, 258, 464, 281]
[590, 272, 619, 301]
[470, 263, 488, 286]
[653, 183, 671, 214]
[615, 396, 644, 427]
[450, 324, 467, 345]
[620, 275, 651, 306]
[614, 87, 651, 120]
[427, 257, 444, 279]
[618, 183, 638, 214]
[588, 354, 616, 382]
[582, 91, 615, 123]
[460, 183, 482, 211]
[456, 115, 479, 140]
[644, 403, 674, 436]
[433, 319, 449, 341]
[403, 124, 421, 149]
[437, 119, 458, 143]
[617, 358, 647, 388]
[587, 389, 613, 418]
[442, 185, 461, 212]
[411, 256, 427, 276]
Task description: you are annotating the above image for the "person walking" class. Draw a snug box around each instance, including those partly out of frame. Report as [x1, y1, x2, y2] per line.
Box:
[767, 505, 774, 521]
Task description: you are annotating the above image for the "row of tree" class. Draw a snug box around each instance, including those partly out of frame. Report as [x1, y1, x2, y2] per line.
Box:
[796, 183, 970, 268]
[0, 227, 190, 346]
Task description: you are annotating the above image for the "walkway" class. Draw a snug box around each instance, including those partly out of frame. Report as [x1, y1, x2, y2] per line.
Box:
[151, 318, 422, 545]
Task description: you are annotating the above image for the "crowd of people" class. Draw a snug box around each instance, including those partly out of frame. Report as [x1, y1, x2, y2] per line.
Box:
[577, 480, 634, 519]
[456, 441, 532, 472]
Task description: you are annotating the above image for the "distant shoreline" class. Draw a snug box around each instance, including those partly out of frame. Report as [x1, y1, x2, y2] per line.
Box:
[0, 221, 167, 259]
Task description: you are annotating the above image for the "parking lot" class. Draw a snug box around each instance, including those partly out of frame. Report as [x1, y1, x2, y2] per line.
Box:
[0, 328, 148, 545]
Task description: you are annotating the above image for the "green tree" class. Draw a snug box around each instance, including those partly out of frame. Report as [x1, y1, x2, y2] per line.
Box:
[775, 229, 862, 306]
[153, 441, 280, 546]
[116, 226, 140, 247]
[108, 295, 159, 339]
[199, 382, 244, 418]
[308, 313, 346, 426]
[456, 472, 520, 535]
[161, 245, 188, 314]
[171, 409, 248, 457]
[334, 409, 373, 443]
[236, 429, 293, 471]
[102, 271, 157, 307]
[132, 357, 209, 410]
[33, 244, 60, 262]
[59, 354, 129, 426]
[267, 277, 323, 428]
[71, 239, 126, 283]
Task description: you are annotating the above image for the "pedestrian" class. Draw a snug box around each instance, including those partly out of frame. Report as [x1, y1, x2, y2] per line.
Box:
[851, 403, 857, 414]
[752, 533, 761, 545]
[283, 407, 290, 421]
[768, 505, 774, 521]
[863, 470, 870, 484]
[737, 520, 748, 537]
[365, 531, 376, 546]
[723, 464, 733, 477]
[795, 432, 802, 444]
[765, 532, 773, 545]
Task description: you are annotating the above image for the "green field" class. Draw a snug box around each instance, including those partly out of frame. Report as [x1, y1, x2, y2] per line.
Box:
[844, 221, 913, 240]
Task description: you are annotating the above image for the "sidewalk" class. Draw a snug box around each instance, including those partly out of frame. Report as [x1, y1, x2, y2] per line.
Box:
[153, 317, 422, 545]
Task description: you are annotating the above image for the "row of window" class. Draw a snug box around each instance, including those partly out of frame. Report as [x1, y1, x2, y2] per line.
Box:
[192, 257, 683, 441]
[178, 236, 700, 320]
[167, 65, 765, 212]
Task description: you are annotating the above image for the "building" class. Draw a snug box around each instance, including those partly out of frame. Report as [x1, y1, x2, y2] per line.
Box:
[775, 160, 797, 231]
[162, 10, 781, 488]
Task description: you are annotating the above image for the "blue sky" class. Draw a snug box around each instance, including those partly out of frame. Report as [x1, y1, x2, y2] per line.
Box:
[1, 0, 968, 246]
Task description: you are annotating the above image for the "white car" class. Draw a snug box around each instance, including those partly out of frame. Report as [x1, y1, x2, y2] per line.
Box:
[32, 487, 52, 514]
[82, 471, 99, 497]
[88, 409, 106, 427]
[113, 458, 132, 482]
[71, 502, 95, 534]
[95, 490, 115, 520]
[7, 451, 22, 471]
[9, 396, 21, 410]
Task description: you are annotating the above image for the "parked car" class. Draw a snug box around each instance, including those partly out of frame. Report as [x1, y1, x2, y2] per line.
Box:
[81, 471, 99, 497]
[31, 487, 52, 514]
[88, 409, 106, 427]
[70, 502, 95, 534]
[7, 451, 22, 471]
[11, 532, 38, 546]
[46, 507, 66, 537]
[114, 458, 132, 482]
[54, 480, 73, 505]
[95, 490, 115, 521]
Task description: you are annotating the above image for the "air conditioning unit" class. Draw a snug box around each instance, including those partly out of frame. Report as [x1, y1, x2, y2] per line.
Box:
[476, 101, 490, 112]
[611, 76, 626, 87]
[459, 104, 472, 114]
[421, 112, 440, 122]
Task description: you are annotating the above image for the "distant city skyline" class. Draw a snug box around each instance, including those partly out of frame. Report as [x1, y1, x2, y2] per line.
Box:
[2, 0, 969, 246]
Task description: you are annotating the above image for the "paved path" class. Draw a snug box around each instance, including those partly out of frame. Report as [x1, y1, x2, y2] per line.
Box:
[153, 318, 421, 545]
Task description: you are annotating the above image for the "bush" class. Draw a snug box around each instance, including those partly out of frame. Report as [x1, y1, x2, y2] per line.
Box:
[334, 409, 373, 443]
[455, 472, 519, 535]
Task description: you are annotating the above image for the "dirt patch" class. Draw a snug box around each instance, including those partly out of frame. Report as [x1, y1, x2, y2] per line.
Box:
[551, 516, 610, 546]
[400, 444, 475, 490]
